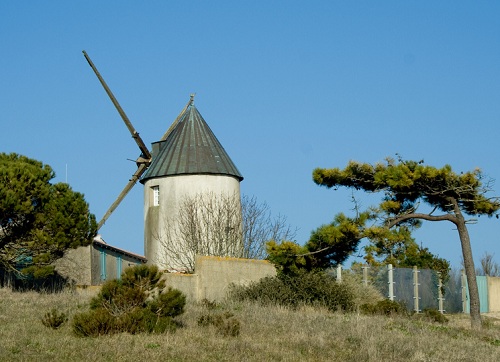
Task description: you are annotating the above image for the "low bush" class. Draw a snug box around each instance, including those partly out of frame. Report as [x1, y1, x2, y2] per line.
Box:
[200, 298, 220, 310]
[73, 308, 115, 337]
[41, 308, 68, 329]
[418, 308, 449, 324]
[198, 309, 240, 337]
[360, 299, 408, 316]
[229, 270, 354, 312]
[336, 270, 384, 308]
[72, 265, 185, 337]
[216, 314, 241, 337]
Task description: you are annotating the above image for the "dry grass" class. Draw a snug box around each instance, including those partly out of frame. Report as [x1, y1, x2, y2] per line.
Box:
[1, 287, 500, 361]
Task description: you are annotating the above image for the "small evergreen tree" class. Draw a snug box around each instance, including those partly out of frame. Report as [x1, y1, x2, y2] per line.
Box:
[0, 153, 97, 279]
[73, 265, 186, 337]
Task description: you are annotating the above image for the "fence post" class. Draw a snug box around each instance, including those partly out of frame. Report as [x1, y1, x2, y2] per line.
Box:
[362, 265, 368, 286]
[461, 269, 467, 313]
[388, 264, 394, 301]
[437, 273, 445, 314]
[413, 266, 420, 313]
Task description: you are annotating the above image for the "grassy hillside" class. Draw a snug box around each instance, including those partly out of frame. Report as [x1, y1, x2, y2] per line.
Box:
[0, 287, 500, 361]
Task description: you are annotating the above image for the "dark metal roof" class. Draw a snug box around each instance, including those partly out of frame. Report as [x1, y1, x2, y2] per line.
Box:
[141, 103, 243, 182]
[93, 240, 147, 262]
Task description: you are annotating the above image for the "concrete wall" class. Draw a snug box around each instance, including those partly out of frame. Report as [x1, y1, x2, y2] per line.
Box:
[144, 174, 242, 270]
[57, 249, 275, 302]
[487, 276, 500, 312]
[163, 273, 198, 301]
[162, 255, 276, 302]
[54, 246, 92, 286]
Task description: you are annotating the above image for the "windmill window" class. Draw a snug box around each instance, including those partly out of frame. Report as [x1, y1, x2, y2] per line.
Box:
[152, 186, 160, 206]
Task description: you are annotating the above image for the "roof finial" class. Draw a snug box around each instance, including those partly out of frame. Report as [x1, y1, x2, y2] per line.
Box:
[190, 93, 196, 105]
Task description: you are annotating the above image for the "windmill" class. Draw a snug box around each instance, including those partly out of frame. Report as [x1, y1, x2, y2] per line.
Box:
[82, 50, 190, 230]
[82, 51, 244, 270]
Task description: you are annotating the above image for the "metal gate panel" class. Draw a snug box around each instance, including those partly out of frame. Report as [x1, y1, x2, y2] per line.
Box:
[466, 276, 489, 313]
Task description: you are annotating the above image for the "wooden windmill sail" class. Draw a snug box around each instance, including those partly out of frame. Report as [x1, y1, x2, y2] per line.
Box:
[82, 50, 190, 230]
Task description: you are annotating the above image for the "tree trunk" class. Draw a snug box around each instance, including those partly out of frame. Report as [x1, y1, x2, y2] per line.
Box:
[388, 207, 483, 330]
[456, 216, 482, 330]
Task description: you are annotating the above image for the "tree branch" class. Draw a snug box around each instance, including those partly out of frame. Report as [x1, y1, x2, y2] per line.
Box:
[296, 245, 332, 257]
[386, 212, 455, 228]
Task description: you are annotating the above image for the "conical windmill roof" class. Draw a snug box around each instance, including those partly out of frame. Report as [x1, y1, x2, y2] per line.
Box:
[141, 102, 243, 183]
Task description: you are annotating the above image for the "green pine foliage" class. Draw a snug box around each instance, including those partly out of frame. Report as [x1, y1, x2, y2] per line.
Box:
[363, 225, 451, 286]
[313, 157, 500, 217]
[266, 240, 307, 276]
[73, 308, 115, 337]
[72, 265, 186, 337]
[266, 212, 372, 275]
[306, 212, 371, 270]
[0, 153, 97, 279]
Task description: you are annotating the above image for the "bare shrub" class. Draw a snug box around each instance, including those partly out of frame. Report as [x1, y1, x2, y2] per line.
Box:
[241, 195, 296, 259]
[154, 193, 296, 272]
[154, 192, 243, 272]
[477, 252, 500, 276]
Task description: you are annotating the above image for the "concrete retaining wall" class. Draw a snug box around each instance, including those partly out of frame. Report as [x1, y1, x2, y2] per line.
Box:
[163, 255, 276, 302]
[57, 250, 275, 302]
[487, 276, 500, 312]
[162, 273, 198, 301]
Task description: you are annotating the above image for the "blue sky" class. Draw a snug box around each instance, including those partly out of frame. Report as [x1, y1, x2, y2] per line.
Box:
[1, 1, 499, 268]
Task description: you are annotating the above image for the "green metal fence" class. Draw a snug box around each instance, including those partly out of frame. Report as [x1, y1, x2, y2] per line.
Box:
[338, 265, 464, 313]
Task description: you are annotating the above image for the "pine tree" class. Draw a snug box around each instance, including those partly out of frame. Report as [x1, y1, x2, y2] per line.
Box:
[0, 153, 97, 278]
[313, 156, 500, 330]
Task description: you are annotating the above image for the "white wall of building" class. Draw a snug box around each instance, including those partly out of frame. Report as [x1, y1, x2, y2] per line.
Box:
[143, 174, 242, 270]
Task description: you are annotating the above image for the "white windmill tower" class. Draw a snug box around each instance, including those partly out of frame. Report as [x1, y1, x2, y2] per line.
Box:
[140, 96, 244, 270]
[83, 52, 244, 270]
